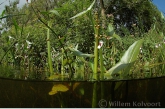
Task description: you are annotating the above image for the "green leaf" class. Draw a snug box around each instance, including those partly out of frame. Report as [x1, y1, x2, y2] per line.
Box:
[13, 19, 21, 34]
[87, 0, 96, 11]
[113, 33, 122, 45]
[0, 14, 25, 19]
[121, 39, 143, 63]
[68, 47, 94, 58]
[0, 10, 5, 17]
[104, 62, 131, 78]
[107, 23, 114, 36]
[104, 39, 144, 79]
[160, 12, 165, 20]
[70, 0, 96, 19]
[49, 10, 60, 16]
[88, 61, 94, 73]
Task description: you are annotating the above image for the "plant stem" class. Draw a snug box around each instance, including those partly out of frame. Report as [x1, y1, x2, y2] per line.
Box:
[92, 82, 97, 108]
[61, 48, 64, 80]
[101, 82, 104, 99]
[100, 48, 104, 102]
[99, 48, 104, 80]
[92, 12, 99, 108]
[47, 21, 53, 76]
[31, 5, 74, 79]
[93, 12, 99, 80]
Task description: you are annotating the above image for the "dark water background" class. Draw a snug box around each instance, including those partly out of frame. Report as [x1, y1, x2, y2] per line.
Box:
[0, 76, 165, 108]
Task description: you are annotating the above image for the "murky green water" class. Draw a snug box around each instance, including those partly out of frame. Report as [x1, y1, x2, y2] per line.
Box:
[0, 77, 165, 108]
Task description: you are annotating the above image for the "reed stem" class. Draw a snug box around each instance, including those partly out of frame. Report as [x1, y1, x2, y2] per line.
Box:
[93, 12, 99, 80]
[47, 21, 53, 76]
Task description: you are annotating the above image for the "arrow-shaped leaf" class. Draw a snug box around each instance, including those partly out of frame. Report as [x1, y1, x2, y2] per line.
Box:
[104, 39, 144, 79]
[69, 47, 94, 58]
[121, 39, 143, 63]
[70, 0, 96, 19]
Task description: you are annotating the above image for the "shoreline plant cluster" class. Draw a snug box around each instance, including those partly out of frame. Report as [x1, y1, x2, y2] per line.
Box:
[0, 0, 165, 81]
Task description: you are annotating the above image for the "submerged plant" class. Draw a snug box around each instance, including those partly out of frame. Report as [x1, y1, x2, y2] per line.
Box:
[49, 84, 69, 95]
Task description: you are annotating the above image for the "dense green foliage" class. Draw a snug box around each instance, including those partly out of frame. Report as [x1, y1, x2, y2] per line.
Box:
[0, 0, 165, 80]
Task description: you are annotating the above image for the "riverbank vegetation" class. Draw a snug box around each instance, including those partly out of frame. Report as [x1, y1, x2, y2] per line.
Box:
[0, 0, 165, 81]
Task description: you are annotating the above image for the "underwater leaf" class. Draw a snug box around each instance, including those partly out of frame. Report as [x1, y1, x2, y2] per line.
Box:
[70, 0, 96, 19]
[49, 90, 58, 95]
[107, 23, 114, 36]
[49, 84, 69, 95]
[52, 84, 69, 92]
[114, 81, 124, 91]
[104, 39, 144, 79]
[69, 47, 94, 58]
[73, 83, 84, 96]
[79, 88, 84, 95]
[73, 82, 81, 91]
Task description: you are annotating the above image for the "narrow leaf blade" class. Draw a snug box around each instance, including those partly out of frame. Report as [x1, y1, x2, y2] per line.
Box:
[49, 10, 60, 16]
[70, 0, 96, 19]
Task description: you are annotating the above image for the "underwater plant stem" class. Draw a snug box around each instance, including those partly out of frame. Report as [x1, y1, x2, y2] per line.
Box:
[101, 82, 104, 99]
[92, 82, 97, 108]
[47, 21, 53, 76]
[57, 93, 65, 108]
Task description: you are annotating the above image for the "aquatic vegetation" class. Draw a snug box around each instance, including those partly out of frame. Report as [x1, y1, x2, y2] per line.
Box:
[0, 0, 164, 81]
[49, 84, 69, 95]
[0, 0, 165, 108]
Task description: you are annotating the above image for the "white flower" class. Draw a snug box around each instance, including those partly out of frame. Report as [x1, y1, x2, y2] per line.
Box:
[140, 47, 142, 53]
[155, 43, 161, 48]
[155, 44, 158, 48]
[97, 40, 104, 49]
[26, 40, 32, 45]
[8, 36, 15, 41]
[15, 43, 19, 51]
[26, 40, 32, 49]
